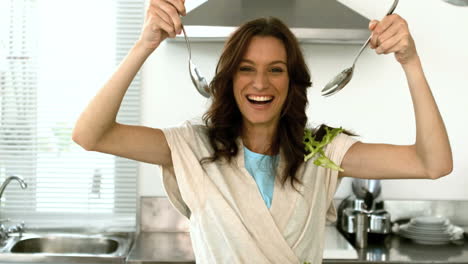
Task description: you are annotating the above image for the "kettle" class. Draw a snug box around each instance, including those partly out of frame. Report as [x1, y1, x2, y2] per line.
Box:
[352, 179, 381, 210]
[352, 179, 381, 199]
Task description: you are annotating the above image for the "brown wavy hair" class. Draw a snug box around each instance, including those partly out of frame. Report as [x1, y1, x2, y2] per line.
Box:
[202, 17, 312, 190]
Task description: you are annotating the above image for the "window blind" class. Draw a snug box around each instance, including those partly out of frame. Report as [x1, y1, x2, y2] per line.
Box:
[0, 0, 144, 229]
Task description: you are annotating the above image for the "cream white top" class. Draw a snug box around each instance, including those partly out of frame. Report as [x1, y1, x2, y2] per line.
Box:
[160, 121, 358, 264]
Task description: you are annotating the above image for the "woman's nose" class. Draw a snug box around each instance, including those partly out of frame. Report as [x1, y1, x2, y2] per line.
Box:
[252, 71, 269, 90]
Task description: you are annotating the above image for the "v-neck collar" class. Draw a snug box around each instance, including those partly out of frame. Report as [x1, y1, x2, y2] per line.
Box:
[233, 138, 302, 262]
[236, 137, 287, 215]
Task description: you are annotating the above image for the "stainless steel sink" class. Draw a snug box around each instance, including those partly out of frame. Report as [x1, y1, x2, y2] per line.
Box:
[11, 236, 119, 254]
[0, 230, 134, 264]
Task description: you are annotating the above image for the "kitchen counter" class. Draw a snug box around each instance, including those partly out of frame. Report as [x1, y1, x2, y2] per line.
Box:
[126, 232, 194, 264]
[325, 233, 468, 264]
[126, 228, 468, 263]
[126, 226, 356, 263]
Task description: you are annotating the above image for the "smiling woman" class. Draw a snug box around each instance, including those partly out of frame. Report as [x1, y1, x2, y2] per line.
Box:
[203, 18, 312, 192]
[72, 0, 452, 263]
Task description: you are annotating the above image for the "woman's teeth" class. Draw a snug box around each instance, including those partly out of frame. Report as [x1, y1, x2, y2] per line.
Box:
[247, 95, 273, 104]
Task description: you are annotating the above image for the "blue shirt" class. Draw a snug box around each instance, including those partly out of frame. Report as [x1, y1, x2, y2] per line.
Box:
[243, 147, 279, 208]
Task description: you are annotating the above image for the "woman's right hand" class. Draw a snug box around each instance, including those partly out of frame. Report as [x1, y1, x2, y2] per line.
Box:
[138, 0, 186, 50]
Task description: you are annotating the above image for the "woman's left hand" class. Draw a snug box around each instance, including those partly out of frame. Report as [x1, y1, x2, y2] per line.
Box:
[369, 14, 418, 65]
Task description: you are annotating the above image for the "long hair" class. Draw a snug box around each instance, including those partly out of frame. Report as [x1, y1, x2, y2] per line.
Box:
[202, 17, 312, 190]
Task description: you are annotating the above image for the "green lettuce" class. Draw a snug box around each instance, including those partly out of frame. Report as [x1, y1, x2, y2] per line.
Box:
[303, 126, 344, 172]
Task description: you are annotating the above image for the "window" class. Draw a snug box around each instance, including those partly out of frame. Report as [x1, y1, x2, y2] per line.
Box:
[0, 0, 143, 228]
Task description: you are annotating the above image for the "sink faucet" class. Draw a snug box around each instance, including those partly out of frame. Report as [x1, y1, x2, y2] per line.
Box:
[0, 175, 28, 200]
[0, 175, 28, 240]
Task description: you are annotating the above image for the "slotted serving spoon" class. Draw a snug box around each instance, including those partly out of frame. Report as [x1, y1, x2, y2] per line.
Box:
[321, 0, 399, 97]
[181, 25, 210, 98]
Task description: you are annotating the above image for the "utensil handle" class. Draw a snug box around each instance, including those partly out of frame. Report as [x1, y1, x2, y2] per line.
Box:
[181, 25, 192, 60]
[352, 36, 372, 67]
[351, 0, 399, 66]
[386, 0, 399, 16]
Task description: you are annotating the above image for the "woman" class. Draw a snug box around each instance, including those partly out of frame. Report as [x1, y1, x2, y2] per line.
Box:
[72, 0, 453, 263]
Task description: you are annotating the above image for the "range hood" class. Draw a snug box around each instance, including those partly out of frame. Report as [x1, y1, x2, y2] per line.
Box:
[176, 0, 370, 44]
[442, 0, 468, 5]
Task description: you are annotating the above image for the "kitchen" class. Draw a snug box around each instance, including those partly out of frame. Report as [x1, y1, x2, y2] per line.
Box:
[0, 0, 467, 263]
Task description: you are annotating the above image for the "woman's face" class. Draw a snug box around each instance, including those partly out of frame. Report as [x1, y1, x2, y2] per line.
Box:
[233, 36, 289, 129]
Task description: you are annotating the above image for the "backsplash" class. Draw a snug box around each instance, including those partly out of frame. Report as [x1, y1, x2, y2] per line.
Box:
[139, 196, 190, 232]
[384, 200, 468, 226]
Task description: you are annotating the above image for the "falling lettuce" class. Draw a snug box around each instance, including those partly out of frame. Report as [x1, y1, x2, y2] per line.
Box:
[303, 126, 344, 172]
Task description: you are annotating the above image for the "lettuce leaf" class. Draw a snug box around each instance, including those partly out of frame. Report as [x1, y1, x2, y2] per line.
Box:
[303, 126, 344, 172]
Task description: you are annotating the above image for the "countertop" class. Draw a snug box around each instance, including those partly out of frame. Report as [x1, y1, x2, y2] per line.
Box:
[126, 226, 357, 263]
[126, 228, 468, 263]
[325, 233, 468, 264]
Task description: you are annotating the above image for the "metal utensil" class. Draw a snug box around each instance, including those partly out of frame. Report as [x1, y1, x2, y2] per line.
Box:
[181, 26, 210, 98]
[321, 0, 399, 97]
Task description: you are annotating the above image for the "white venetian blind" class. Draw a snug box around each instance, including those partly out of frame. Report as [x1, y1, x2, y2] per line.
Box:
[0, 0, 144, 228]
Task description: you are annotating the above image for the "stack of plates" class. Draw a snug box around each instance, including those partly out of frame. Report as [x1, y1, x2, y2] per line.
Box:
[398, 216, 452, 245]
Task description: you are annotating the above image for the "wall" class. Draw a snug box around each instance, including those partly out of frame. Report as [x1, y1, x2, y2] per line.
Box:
[138, 0, 468, 200]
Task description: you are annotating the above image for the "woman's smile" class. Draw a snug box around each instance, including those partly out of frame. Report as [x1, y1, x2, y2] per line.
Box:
[246, 94, 275, 108]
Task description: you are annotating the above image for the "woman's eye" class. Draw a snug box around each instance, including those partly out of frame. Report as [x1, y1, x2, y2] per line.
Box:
[271, 67, 284, 73]
[239, 66, 254, 72]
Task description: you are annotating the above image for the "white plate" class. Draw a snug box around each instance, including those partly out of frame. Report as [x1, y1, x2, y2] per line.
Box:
[399, 233, 450, 242]
[412, 238, 451, 245]
[411, 216, 449, 226]
[407, 224, 448, 232]
[399, 226, 451, 241]
[406, 225, 450, 235]
[401, 231, 451, 240]
[405, 231, 450, 239]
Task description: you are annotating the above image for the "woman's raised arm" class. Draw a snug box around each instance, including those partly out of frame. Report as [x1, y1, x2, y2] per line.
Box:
[340, 14, 453, 180]
[72, 0, 187, 166]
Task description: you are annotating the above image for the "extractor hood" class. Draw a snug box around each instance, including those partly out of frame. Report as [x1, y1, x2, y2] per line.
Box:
[176, 0, 370, 44]
[442, 0, 468, 5]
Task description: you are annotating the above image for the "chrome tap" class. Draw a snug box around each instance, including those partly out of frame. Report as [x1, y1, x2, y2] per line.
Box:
[0, 175, 28, 200]
[0, 220, 26, 240]
[0, 175, 28, 240]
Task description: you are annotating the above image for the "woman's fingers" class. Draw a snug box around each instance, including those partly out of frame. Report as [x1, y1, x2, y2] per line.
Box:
[368, 20, 378, 49]
[155, 0, 185, 36]
[369, 17, 393, 49]
[387, 36, 416, 64]
[373, 24, 400, 52]
[374, 21, 406, 54]
[166, 0, 186, 16]
[368, 14, 417, 64]
[152, 6, 176, 35]
[153, 9, 177, 37]
[138, 0, 186, 48]
[375, 32, 404, 54]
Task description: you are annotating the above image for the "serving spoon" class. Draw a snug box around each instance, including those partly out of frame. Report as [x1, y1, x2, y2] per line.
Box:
[321, 0, 399, 97]
[181, 25, 210, 98]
